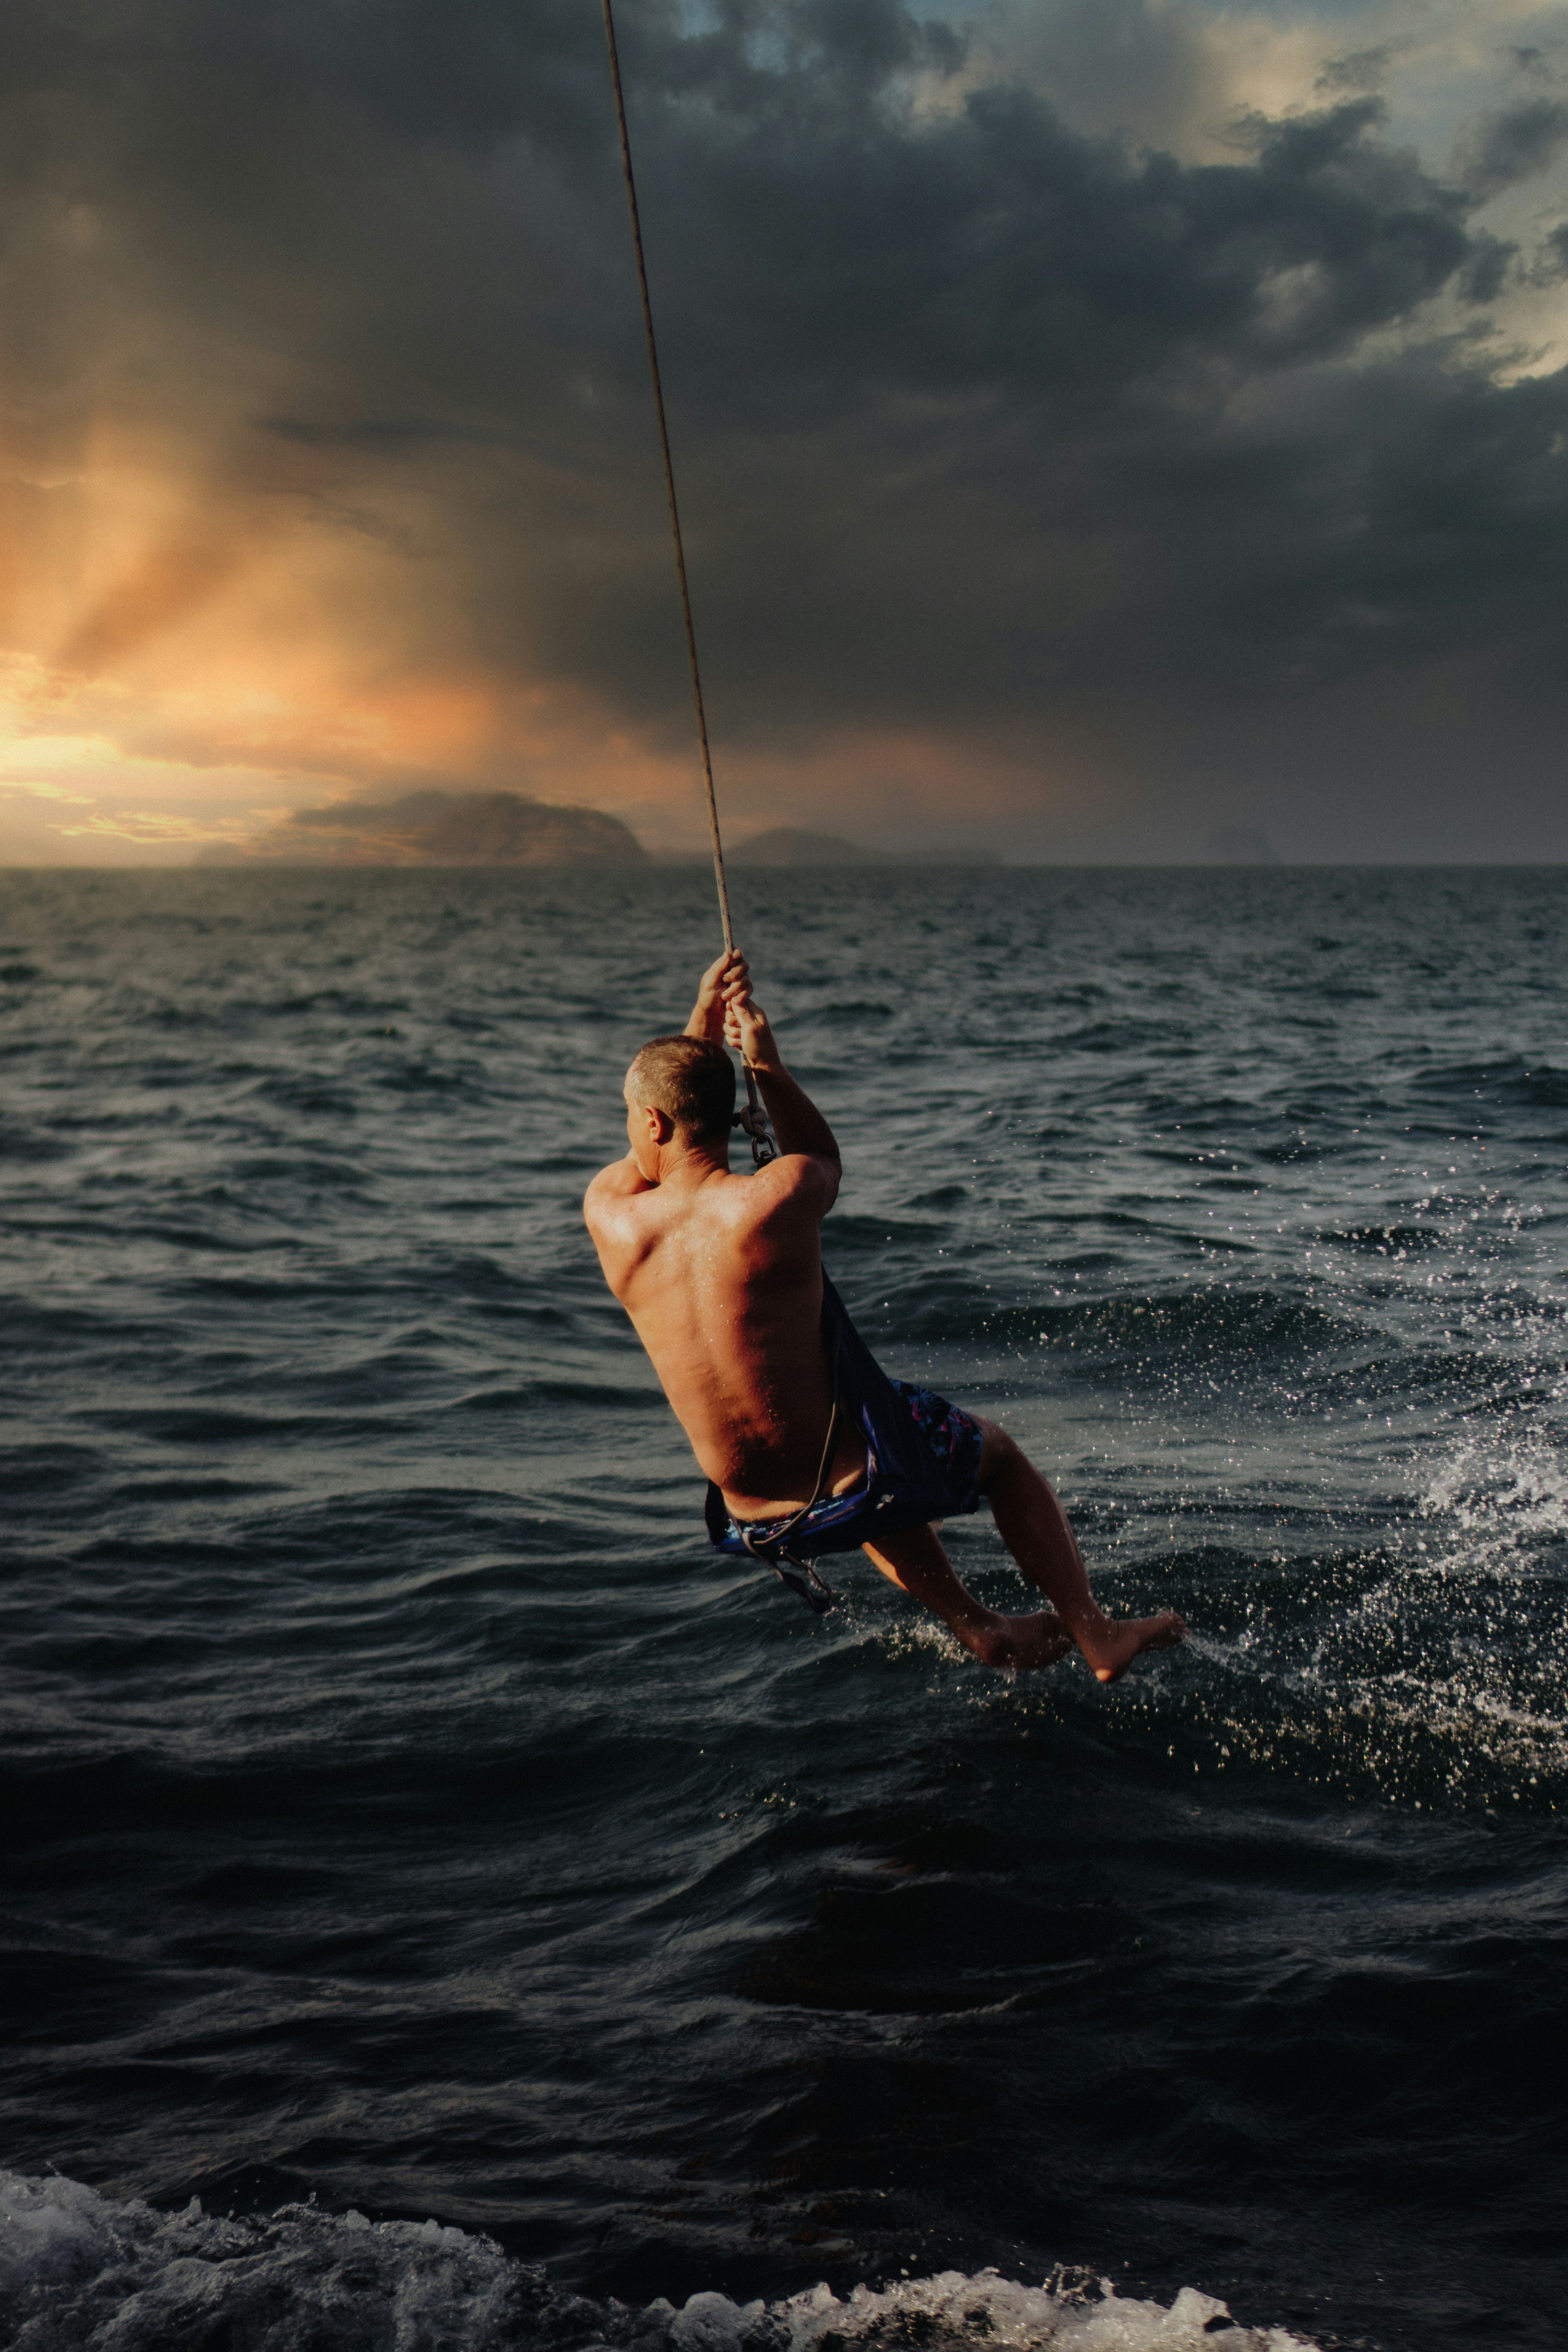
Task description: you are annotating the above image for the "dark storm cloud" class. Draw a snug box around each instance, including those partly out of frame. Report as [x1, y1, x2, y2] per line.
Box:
[657, 91, 1469, 409]
[1315, 47, 1393, 96]
[5, 0, 1568, 851]
[1508, 48, 1554, 82]
[1460, 97, 1568, 199]
[1534, 220, 1568, 279]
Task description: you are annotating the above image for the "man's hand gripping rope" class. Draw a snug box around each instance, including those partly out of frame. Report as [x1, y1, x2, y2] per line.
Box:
[685, 947, 777, 1164]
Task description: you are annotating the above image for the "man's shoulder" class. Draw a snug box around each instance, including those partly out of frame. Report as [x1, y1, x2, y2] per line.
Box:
[679, 1156, 824, 1213]
[584, 1160, 658, 1244]
[582, 1163, 622, 1228]
[744, 1150, 837, 1215]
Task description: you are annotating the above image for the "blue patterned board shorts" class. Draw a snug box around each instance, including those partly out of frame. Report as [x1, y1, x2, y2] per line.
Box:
[889, 1378, 987, 1508]
[709, 1376, 986, 1558]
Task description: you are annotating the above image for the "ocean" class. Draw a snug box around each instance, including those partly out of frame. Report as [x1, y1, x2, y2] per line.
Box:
[1, 864, 1564, 2352]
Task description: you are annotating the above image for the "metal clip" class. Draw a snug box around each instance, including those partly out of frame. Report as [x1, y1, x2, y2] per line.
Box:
[732, 1101, 777, 1165]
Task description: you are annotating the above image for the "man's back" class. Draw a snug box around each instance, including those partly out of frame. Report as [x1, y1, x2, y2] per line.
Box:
[586, 1153, 847, 1514]
[585, 961, 855, 1515]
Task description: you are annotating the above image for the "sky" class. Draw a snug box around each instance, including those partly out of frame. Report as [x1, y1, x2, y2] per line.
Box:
[3, 0, 1568, 865]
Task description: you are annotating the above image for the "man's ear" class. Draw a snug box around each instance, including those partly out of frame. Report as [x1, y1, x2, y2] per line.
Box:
[639, 1102, 676, 1144]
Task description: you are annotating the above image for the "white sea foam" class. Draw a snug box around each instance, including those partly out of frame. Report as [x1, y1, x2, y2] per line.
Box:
[0, 2170, 1316, 2352]
[1420, 1423, 1568, 1568]
[676, 2272, 1316, 2351]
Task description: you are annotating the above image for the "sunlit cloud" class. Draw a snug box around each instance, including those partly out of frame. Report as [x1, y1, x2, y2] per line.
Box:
[0, 777, 98, 806]
[49, 808, 277, 844]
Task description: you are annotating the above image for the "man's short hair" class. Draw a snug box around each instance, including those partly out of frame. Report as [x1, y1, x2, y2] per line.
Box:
[628, 1036, 735, 1141]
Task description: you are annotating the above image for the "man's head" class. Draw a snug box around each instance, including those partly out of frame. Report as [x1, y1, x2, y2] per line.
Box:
[624, 1036, 735, 1174]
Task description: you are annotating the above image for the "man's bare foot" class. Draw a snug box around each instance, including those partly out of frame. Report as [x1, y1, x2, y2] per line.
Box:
[1082, 1611, 1187, 1684]
[968, 1610, 1075, 1671]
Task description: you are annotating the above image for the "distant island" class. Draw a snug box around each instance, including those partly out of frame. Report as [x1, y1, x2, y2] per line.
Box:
[202, 789, 648, 867]
[728, 826, 877, 866]
[203, 796, 1000, 870]
[717, 826, 998, 866]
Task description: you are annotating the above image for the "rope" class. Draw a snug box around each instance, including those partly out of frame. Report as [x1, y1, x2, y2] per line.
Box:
[599, 0, 773, 1167]
[735, 1321, 843, 1613]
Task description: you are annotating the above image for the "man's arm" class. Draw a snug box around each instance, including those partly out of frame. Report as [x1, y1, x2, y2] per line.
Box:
[685, 947, 745, 1042]
[722, 974, 842, 1183]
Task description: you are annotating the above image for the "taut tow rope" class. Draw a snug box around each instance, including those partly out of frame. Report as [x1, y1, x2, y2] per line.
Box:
[599, 0, 774, 1168]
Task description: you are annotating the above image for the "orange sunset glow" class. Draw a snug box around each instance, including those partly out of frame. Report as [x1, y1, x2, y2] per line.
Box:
[0, 420, 1105, 864]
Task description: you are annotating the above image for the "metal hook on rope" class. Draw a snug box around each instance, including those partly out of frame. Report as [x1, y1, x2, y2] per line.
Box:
[600, 0, 777, 1172]
[734, 1092, 776, 1165]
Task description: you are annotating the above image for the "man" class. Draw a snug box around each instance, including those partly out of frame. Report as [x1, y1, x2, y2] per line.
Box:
[584, 949, 1186, 1679]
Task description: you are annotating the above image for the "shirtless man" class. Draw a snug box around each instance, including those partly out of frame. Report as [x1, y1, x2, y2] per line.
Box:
[584, 949, 1186, 1679]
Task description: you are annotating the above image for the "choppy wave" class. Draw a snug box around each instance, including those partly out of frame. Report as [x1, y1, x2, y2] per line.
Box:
[0, 2173, 1313, 2352]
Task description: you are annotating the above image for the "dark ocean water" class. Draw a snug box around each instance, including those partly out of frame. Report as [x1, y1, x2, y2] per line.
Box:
[2, 865, 1565, 2352]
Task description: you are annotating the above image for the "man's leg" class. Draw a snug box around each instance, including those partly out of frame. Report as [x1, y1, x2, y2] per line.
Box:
[860, 1522, 1075, 1671]
[972, 1418, 1185, 1681]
